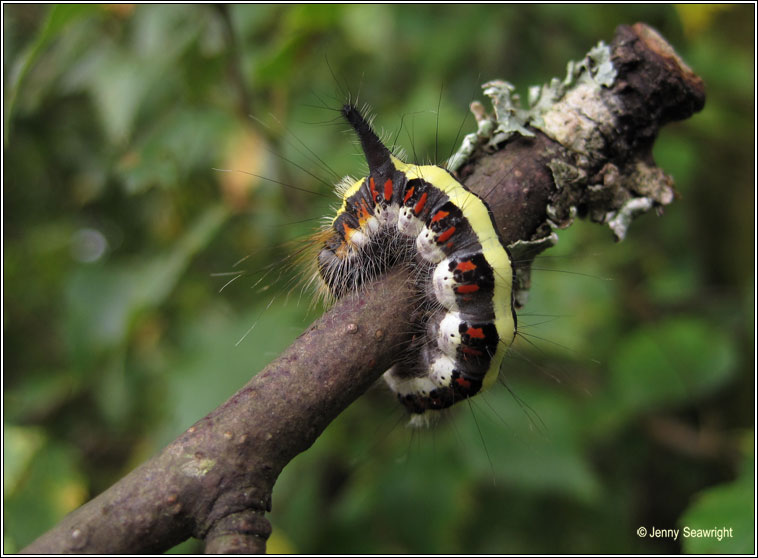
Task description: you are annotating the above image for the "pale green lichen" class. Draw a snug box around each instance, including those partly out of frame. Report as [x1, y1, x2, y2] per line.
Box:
[606, 197, 655, 241]
[544, 159, 587, 229]
[483, 80, 535, 144]
[447, 101, 495, 172]
[529, 41, 616, 128]
[588, 42, 617, 87]
[180, 455, 216, 477]
[624, 160, 675, 205]
[448, 42, 616, 171]
[547, 159, 588, 191]
[448, 38, 673, 262]
[530, 41, 619, 160]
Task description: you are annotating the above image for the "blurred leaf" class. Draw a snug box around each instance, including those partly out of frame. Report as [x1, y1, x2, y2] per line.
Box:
[95, 354, 132, 426]
[679, 434, 754, 553]
[218, 123, 267, 211]
[342, 5, 394, 56]
[3, 425, 46, 494]
[5, 4, 102, 143]
[88, 49, 157, 144]
[457, 386, 603, 504]
[3, 440, 88, 549]
[116, 106, 234, 195]
[609, 318, 738, 415]
[64, 205, 228, 369]
[515, 224, 620, 360]
[4, 373, 77, 424]
[166, 537, 203, 554]
[653, 131, 699, 191]
[267, 527, 298, 554]
[332, 447, 472, 552]
[84, 6, 209, 144]
[157, 295, 311, 447]
[675, 4, 733, 38]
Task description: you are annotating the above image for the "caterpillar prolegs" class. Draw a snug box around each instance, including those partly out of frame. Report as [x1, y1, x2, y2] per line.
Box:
[318, 105, 516, 419]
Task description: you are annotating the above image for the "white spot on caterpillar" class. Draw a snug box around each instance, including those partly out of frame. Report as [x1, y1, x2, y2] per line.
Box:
[398, 207, 424, 237]
[430, 355, 456, 387]
[347, 228, 369, 248]
[438, 312, 463, 358]
[375, 203, 400, 227]
[382, 368, 415, 396]
[416, 226, 446, 263]
[410, 376, 438, 396]
[364, 215, 381, 235]
[383, 367, 436, 397]
[432, 258, 458, 310]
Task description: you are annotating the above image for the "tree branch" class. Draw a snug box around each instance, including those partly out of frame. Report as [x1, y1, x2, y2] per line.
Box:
[21, 23, 705, 554]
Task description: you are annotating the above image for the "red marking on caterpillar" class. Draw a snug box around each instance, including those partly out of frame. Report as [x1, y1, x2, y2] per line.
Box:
[436, 227, 456, 244]
[403, 185, 415, 204]
[466, 327, 486, 339]
[455, 377, 471, 389]
[383, 179, 394, 202]
[455, 284, 480, 294]
[456, 260, 477, 272]
[413, 192, 428, 215]
[431, 210, 449, 223]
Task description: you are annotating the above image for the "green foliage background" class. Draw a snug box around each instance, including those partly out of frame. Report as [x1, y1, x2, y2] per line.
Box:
[3, 4, 754, 554]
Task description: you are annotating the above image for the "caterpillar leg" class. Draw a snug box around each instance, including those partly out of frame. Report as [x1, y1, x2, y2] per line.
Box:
[382, 310, 491, 419]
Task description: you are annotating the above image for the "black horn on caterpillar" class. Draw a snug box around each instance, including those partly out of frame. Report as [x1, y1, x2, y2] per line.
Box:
[341, 104, 394, 176]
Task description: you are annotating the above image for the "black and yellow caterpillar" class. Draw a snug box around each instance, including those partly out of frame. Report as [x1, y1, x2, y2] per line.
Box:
[317, 105, 516, 421]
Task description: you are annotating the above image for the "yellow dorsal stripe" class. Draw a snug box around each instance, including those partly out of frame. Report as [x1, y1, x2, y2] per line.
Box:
[398, 160, 514, 390]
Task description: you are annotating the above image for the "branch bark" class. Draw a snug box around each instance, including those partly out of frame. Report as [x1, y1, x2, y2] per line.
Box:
[21, 23, 705, 554]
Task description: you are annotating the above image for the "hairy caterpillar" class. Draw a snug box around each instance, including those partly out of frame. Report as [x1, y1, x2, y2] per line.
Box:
[315, 104, 516, 420]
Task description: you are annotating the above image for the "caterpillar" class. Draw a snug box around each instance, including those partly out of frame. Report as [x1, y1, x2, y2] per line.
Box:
[315, 104, 516, 421]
